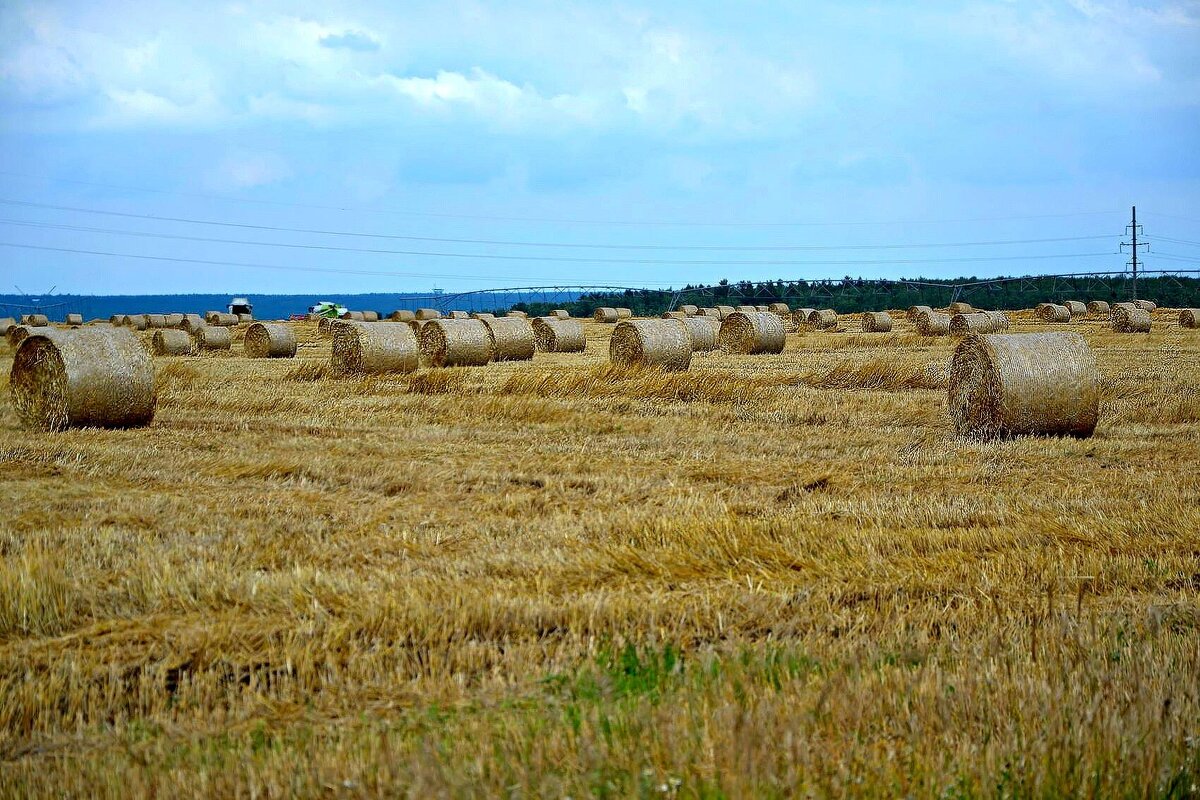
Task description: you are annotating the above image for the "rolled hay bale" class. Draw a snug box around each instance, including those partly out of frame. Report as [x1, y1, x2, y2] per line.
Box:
[861, 311, 893, 333]
[1132, 299, 1157, 312]
[808, 309, 838, 330]
[737, 305, 758, 313]
[676, 315, 719, 352]
[661, 311, 687, 320]
[610, 319, 692, 371]
[109, 315, 123, 325]
[152, 329, 195, 356]
[793, 308, 816, 326]
[1037, 304, 1071, 323]
[532, 317, 586, 353]
[470, 312, 495, 320]
[550, 309, 570, 320]
[481, 316, 536, 362]
[244, 322, 297, 358]
[699, 307, 721, 318]
[10, 327, 155, 431]
[194, 325, 232, 351]
[947, 302, 974, 315]
[1063, 301, 1087, 317]
[915, 310, 951, 336]
[680, 304, 699, 317]
[506, 310, 529, 318]
[8, 325, 52, 347]
[122, 314, 147, 331]
[144, 314, 167, 329]
[1111, 305, 1151, 333]
[331, 320, 419, 375]
[163, 313, 184, 327]
[20, 314, 50, 327]
[719, 311, 786, 355]
[65, 313, 84, 326]
[341, 311, 366, 321]
[389, 309, 416, 322]
[415, 308, 442, 321]
[178, 314, 206, 333]
[361, 311, 379, 322]
[1179, 309, 1199, 329]
[447, 310, 470, 319]
[419, 319, 494, 367]
[317, 316, 334, 338]
[907, 305, 933, 322]
[985, 311, 1011, 331]
[0, 318, 15, 336]
[948, 332, 1099, 438]
[716, 305, 737, 320]
[206, 311, 238, 326]
[949, 312, 999, 336]
[237, 313, 255, 324]
[594, 307, 620, 323]
[768, 302, 790, 315]
[616, 308, 633, 319]
[1086, 301, 1111, 316]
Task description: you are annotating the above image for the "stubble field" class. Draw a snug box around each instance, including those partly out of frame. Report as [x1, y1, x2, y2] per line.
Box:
[1, 310, 1198, 797]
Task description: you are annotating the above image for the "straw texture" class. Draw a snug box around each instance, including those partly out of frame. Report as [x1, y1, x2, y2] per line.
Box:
[20, 314, 49, 326]
[808, 309, 838, 330]
[415, 309, 442, 320]
[244, 323, 298, 358]
[616, 308, 633, 319]
[768, 303, 790, 315]
[699, 308, 721, 318]
[793, 308, 816, 327]
[950, 312, 1006, 336]
[361, 311, 379, 322]
[915, 310, 951, 336]
[152, 329, 195, 356]
[481, 316, 536, 361]
[122, 315, 148, 331]
[1111, 306, 1151, 333]
[609, 319, 692, 371]
[0, 317, 15, 336]
[179, 314, 206, 333]
[680, 305, 699, 317]
[144, 314, 167, 329]
[447, 311, 470, 319]
[65, 313, 84, 326]
[947, 302, 974, 315]
[8, 325, 52, 347]
[716, 306, 737, 320]
[531, 317, 586, 353]
[237, 313, 255, 324]
[163, 313, 184, 327]
[506, 310, 529, 318]
[907, 305, 933, 322]
[1132, 300, 1157, 311]
[419, 319, 494, 367]
[1037, 304, 1071, 323]
[341, 311, 366, 321]
[676, 316, 720, 352]
[550, 310, 570, 320]
[861, 312, 893, 333]
[718, 311, 786, 355]
[331, 320, 419, 374]
[1064, 301, 1087, 317]
[206, 312, 239, 326]
[737, 305, 758, 313]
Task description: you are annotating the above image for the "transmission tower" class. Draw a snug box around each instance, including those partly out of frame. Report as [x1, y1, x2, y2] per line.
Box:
[1120, 205, 1149, 300]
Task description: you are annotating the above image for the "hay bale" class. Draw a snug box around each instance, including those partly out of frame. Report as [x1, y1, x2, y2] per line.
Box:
[1063, 301, 1086, 317]
[1086, 301, 1110, 315]
[1179, 309, 1199, 329]
[194, 325, 232, 351]
[676, 316, 719, 352]
[0, 318, 14, 336]
[471, 312, 495, 320]
[152, 329, 195, 356]
[447, 310, 470, 319]
[419, 319, 494, 366]
[594, 307, 620, 323]
[179, 314, 206, 333]
[331, 320, 419, 375]
[317, 316, 334, 338]
[985, 311, 1011, 331]
[341, 311, 366, 321]
[793, 308, 816, 327]
[10, 327, 155, 431]
[109, 315, 123, 325]
[1111, 305, 1151, 333]
[244, 322, 297, 358]
[206, 311, 238, 326]
[861, 312, 893, 333]
[949, 312, 1000, 336]
[1037, 304, 1071, 323]
[389, 309, 416, 322]
[661, 311, 687, 320]
[616, 308, 633, 319]
[948, 332, 1099, 438]
[719, 311, 786, 355]
[550, 309, 570, 320]
[699, 308, 720, 318]
[737, 305, 758, 313]
[808, 309, 838, 330]
[532, 317, 586, 353]
[680, 305, 699, 317]
[415, 308, 441, 320]
[915, 310, 951, 336]
[947, 302, 974, 315]
[716, 305, 737, 320]
[163, 313, 184, 327]
[122, 314, 147, 331]
[20, 314, 49, 326]
[907, 305, 933, 322]
[237, 313, 255, 324]
[506, 310, 529, 318]
[8, 325, 52, 347]
[145, 314, 167, 329]
[361, 311, 379, 322]
[610, 319, 692, 371]
[1132, 299, 1157, 311]
[481, 316, 535, 361]
[65, 313, 84, 326]
[768, 302, 790, 315]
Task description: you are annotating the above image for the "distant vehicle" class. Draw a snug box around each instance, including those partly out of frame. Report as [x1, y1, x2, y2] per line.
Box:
[228, 297, 252, 315]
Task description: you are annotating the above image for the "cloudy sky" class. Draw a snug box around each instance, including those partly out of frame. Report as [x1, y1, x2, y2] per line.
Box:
[1, 0, 1197, 295]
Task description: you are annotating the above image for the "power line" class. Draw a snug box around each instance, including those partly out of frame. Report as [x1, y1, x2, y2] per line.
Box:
[1150, 235, 1200, 248]
[1142, 211, 1200, 225]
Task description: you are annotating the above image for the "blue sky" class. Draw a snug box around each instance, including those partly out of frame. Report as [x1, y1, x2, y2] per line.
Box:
[1, 0, 1197, 295]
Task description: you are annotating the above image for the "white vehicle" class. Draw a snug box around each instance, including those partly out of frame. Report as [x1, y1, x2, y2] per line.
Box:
[228, 297, 253, 315]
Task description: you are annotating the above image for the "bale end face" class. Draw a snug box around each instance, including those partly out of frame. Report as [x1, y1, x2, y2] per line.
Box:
[593, 307, 619, 323]
[1180, 309, 1199, 329]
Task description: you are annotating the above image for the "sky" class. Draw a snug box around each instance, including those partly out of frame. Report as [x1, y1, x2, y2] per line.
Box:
[1, 0, 1198, 295]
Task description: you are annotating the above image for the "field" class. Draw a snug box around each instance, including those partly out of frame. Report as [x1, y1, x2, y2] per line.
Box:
[2, 311, 1199, 797]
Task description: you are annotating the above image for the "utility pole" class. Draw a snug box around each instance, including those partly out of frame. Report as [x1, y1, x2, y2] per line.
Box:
[1121, 205, 1148, 300]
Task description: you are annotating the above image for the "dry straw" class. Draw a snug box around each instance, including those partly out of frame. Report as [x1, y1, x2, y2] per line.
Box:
[448, 310, 470, 319]
[1111, 305, 1151, 333]
[0, 317, 15, 335]
[768, 302, 790, 315]
[415, 308, 442, 320]
[341, 311, 366, 321]
[1037, 304, 1071, 323]
[907, 305, 933, 322]
[677, 316, 719, 352]
[949, 312, 1007, 336]
[152, 329, 195, 356]
[1179, 309, 1199, 329]
[331, 320, 419, 375]
[125, 314, 149, 330]
[145, 314, 167, 329]
[419, 319, 495, 366]
[317, 316, 334, 337]
[481, 316, 536, 361]
[947, 302, 974, 315]
[179, 314, 206, 333]
[808, 309, 838, 330]
[861, 311, 894, 333]
[985, 311, 1011, 331]
[593, 307, 620, 323]
[10, 327, 156, 431]
[948, 332, 1099, 438]
[755, 305, 770, 312]
[550, 309, 570, 319]
[610, 319, 692, 371]
[244, 323, 298, 358]
[195, 326, 232, 351]
[108, 314, 123, 325]
[1132, 299, 1157, 311]
[915, 310, 951, 336]
[716, 305, 737, 319]
[719, 310, 786, 354]
[1063, 301, 1087, 317]
[20, 313, 50, 326]
[616, 308, 633, 319]
[1086, 301, 1111, 315]
[65, 313, 84, 326]
[206, 312, 238, 326]
[679, 304, 699, 316]
[389, 309, 416, 322]
[532, 317, 586, 353]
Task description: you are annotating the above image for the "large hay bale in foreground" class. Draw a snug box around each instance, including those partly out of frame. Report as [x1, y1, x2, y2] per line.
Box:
[244, 323, 297, 358]
[481, 316, 536, 361]
[389, 309, 416, 322]
[907, 305, 933, 322]
[1086, 301, 1110, 316]
[1111, 305, 1151, 333]
[616, 308, 633, 319]
[1037, 304, 1071, 323]
[0, 318, 15, 336]
[10, 327, 155, 431]
[948, 332, 1099, 438]
[676, 316, 719, 352]
[331, 321, 418, 375]
[122, 314, 147, 331]
[144, 314, 167, 329]
[65, 313, 84, 326]
[1063, 301, 1086, 317]
[195, 326, 232, 351]
[679, 304, 699, 317]
[152, 329, 195, 356]
[593, 307, 620, 323]
[947, 302, 974, 315]
[179, 314, 206, 333]
[610, 319, 692, 371]
[950, 312, 1004, 336]
[20, 314, 50, 327]
[915, 310, 951, 336]
[532, 317, 585, 353]
[415, 308, 441, 320]
[419, 319, 494, 366]
[861, 312, 893, 333]
[719, 311, 786, 355]
[1132, 299, 1157, 311]
[808, 309, 838, 330]
[1180, 309, 1199, 329]
[206, 312, 238, 326]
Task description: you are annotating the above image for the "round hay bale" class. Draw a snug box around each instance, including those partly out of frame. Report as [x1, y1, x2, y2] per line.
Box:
[20, 314, 50, 327]
[949, 312, 997, 336]
[194, 325, 232, 351]
[331, 320, 419, 375]
[65, 313, 84, 326]
[0, 318, 15, 336]
[1132, 299, 1157, 311]
[737, 305, 758, 313]
[985, 311, 1011, 331]
[317, 316, 334, 337]
[719, 311, 786, 355]
[1037, 304, 1071, 323]
[8, 325, 52, 347]
[615, 308, 633, 319]
[122, 314, 148, 331]
[768, 302, 790, 315]
[531, 317, 586, 353]
[447, 310, 470, 319]
[206, 312, 238, 326]
[109, 315, 123, 325]
[10, 327, 155, 431]
[861, 312, 893, 333]
[163, 313, 184, 327]
[152, 329, 195, 356]
[610, 319, 692, 371]
[676, 316, 719, 352]
[1086, 301, 1110, 315]
[415, 308, 442, 321]
[948, 332, 1099, 438]
[793, 308, 816, 326]
[389, 309, 416, 322]
[1179, 309, 1199, 329]
[699, 308, 720, 318]
[550, 309, 570, 320]
[481, 316, 535, 362]
[716, 305, 737, 320]
[808, 309, 838, 330]
[178, 314, 206, 333]
[680, 304, 699, 317]
[244, 323, 297, 358]
[594, 307, 620, 323]
[506, 310, 529, 318]
[947, 302, 974, 315]
[341, 311, 366, 321]
[1063, 301, 1086, 317]
[1111, 305, 1151, 333]
[419, 319, 494, 366]
[237, 313, 255, 324]
[915, 310, 951, 336]
[145, 314, 167, 329]
[907, 305, 933, 322]
[661, 311, 687, 320]
[361, 311, 379, 322]
[470, 312, 495, 320]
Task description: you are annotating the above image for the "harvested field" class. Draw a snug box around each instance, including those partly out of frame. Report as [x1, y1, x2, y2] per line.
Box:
[1, 316, 1198, 797]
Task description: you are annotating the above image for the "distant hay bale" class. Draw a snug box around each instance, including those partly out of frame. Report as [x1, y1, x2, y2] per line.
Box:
[8, 325, 52, 347]
[481, 316, 536, 361]
[163, 313, 184, 327]
[415, 308, 441, 320]
[699, 308, 721, 318]
[470, 312, 495, 320]
[0, 317, 15, 335]
[716, 305, 737, 319]
[144, 314, 167, 329]
[419, 319, 494, 366]
[1037, 304, 1071, 323]
[20, 314, 49, 326]
[361, 311, 379, 322]
[594, 307, 620, 323]
[1063, 301, 1086, 317]
[808, 309, 838, 330]
[793, 308, 816, 326]
[341, 311, 366, 321]
[532, 317, 586, 353]
[550, 309, 570, 319]
[985, 311, 1011, 331]
[237, 313, 255, 324]
[122, 314, 147, 331]
[719, 311, 786, 355]
[152, 329, 195, 356]
[907, 305, 933, 322]
[179, 314, 206, 333]
[949, 312, 1003, 336]
[737, 305, 758, 313]
[676, 316, 719, 352]
[65, 313, 83, 326]
[1086, 301, 1110, 315]
[389, 309, 416, 322]
[447, 310, 470, 319]
[948, 332, 1099, 438]
[109, 315, 123, 325]
[331, 320, 419, 375]
[10, 327, 155, 431]
[195, 325, 231, 351]
[1132, 299, 1157, 311]
[915, 310, 951, 336]
[755, 305, 769, 312]
[768, 302, 789, 315]
[206, 311, 238, 326]
[947, 302, 974, 315]
[1111, 305, 1151, 333]
[506, 310, 529, 318]
[610, 319, 692, 371]
[616, 308, 633, 319]
[1179, 309, 1199, 329]
[661, 311, 687, 320]
[861, 311, 893, 333]
[680, 305, 699, 316]
[244, 322, 298, 358]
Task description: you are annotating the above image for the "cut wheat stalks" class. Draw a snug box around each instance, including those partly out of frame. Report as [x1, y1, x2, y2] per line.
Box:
[550, 310, 570, 320]
[949, 312, 1006, 336]
[768, 302, 790, 315]
[915, 310, 951, 336]
[341, 311, 366, 321]
[1086, 301, 1111, 315]
[531, 317, 586, 353]
[481, 316, 536, 361]
[679, 305, 699, 317]
[1132, 299, 1157, 311]
[122, 314, 148, 331]
[948, 332, 1099, 438]
[331, 320, 419, 375]
[194, 325, 232, 351]
[506, 310, 529, 318]
[415, 308, 442, 320]
[676, 315, 719, 352]
[861, 312, 894, 333]
[699, 308, 721, 318]
[1037, 304, 1071, 323]
[1063, 301, 1087, 317]
[65, 313, 84, 326]
[20, 314, 50, 326]
[947, 302, 974, 315]
[447, 311, 470, 319]
[793, 308, 816, 327]
[808, 309, 838, 330]
[389, 310, 416, 322]
[716, 305, 737, 320]
[610, 319, 693, 371]
[0, 317, 15, 336]
[10, 327, 156, 431]
[719, 311, 786, 355]
[152, 329, 196, 356]
[206, 312, 238, 326]
[8, 325, 52, 347]
[593, 307, 620, 323]
[179, 314, 206, 333]
[907, 305, 933, 322]
[419, 319, 495, 366]
[1179, 309, 1199, 329]
[616, 308, 633, 319]
[244, 323, 298, 358]
[144, 314, 167, 329]
[1111, 305, 1152, 333]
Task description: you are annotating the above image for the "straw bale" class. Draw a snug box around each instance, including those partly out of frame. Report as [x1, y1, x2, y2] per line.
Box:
[152, 329, 195, 356]
[861, 311, 893, 333]
[1086, 301, 1110, 315]
[415, 308, 441, 320]
[594, 307, 620, 323]
[1111, 305, 1151, 333]
[679, 305, 699, 316]
[361, 311, 379, 322]
[615, 308, 633, 319]
[389, 310, 416, 322]
[808, 309, 838, 330]
[8, 325, 52, 347]
[610, 319, 692, 371]
[915, 310, 951, 336]
[237, 313, 255, 324]
[122, 314, 147, 330]
[447, 310, 470, 319]
[793, 308, 816, 326]
[907, 305, 933, 322]
[179, 314, 206, 333]
[1037, 304, 1071, 323]
[950, 312, 1006, 336]
[506, 310, 529, 318]
[1063, 301, 1086, 317]
[195, 325, 231, 351]
[0, 318, 15, 336]
[550, 309, 570, 319]
[716, 305, 737, 319]
[699, 308, 721, 318]
[718, 311, 786, 354]
[419, 319, 494, 366]
[145, 314, 167, 329]
[532, 317, 585, 353]
[341, 311, 366, 321]
[481, 316, 536, 361]
[768, 302, 789, 315]
[1132, 299, 1157, 311]
[20, 314, 49, 326]
[1180, 309, 1199, 329]
[244, 322, 297, 358]
[206, 312, 238, 326]
[737, 305, 758, 313]
[331, 320, 419, 374]
[163, 313, 184, 327]
[65, 313, 83, 326]
[947, 302, 974, 315]
[676, 316, 719, 352]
